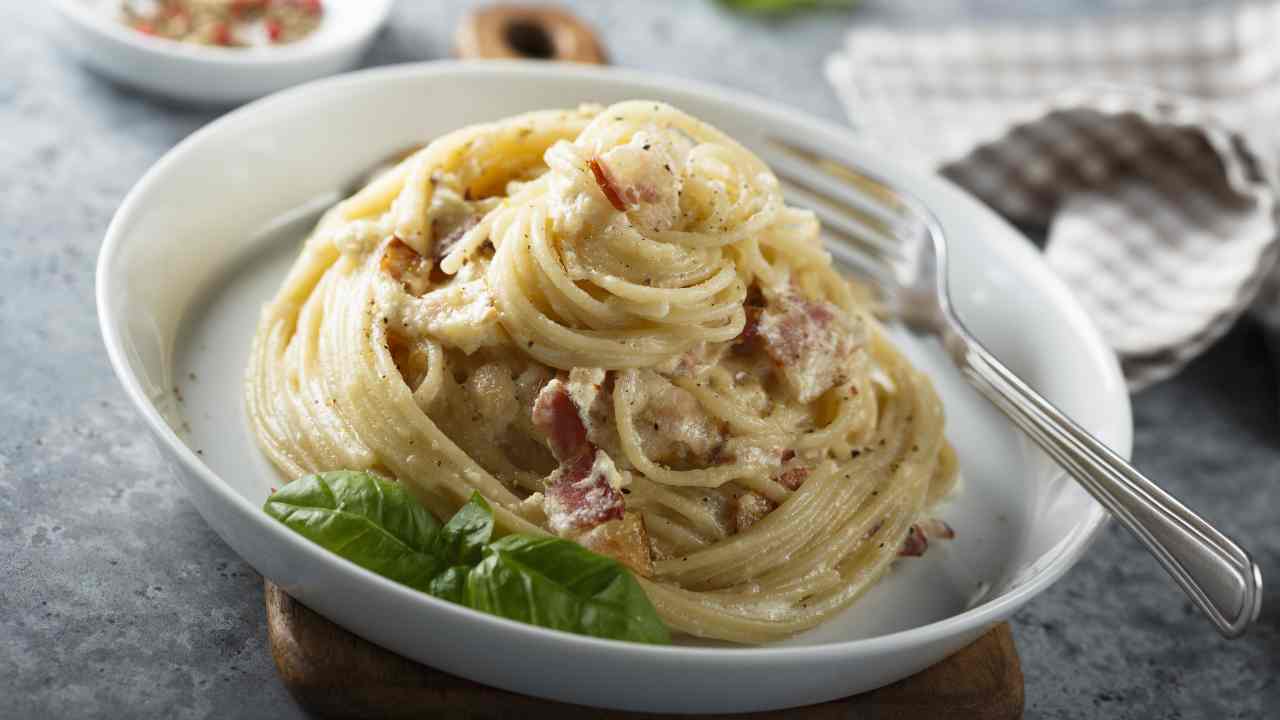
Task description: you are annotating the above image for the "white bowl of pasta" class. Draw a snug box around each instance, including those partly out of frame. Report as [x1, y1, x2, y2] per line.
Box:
[51, 0, 392, 105]
[97, 61, 1132, 713]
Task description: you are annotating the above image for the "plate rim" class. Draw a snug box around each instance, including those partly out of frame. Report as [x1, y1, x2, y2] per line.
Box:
[96, 60, 1132, 662]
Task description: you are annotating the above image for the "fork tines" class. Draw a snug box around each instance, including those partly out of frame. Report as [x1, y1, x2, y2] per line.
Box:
[761, 136, 928, 287]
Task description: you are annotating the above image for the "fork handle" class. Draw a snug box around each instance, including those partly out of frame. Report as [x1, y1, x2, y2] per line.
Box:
[947, 332, 1263, 637]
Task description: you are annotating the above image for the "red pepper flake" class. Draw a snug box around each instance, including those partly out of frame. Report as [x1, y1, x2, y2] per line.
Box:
[211, 22, 233, 46]
[898, 524, 929, 557]
[266, 19, 283, 43]
[589, 157, 628, 212]
[136, 22, 156, 35]
[775, 466, 809, 490]
[732, 306, 762, 353]
[231, 0, 268, 13]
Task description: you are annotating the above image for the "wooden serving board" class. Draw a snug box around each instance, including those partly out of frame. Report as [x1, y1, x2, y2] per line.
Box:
[265, 581, 1023, 719]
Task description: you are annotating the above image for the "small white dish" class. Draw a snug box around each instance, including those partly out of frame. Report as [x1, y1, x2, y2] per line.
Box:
[97, 62, 1132, 713]
[51, 0, 393, 105]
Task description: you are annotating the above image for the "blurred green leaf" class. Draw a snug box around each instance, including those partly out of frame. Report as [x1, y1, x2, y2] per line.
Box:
[718, 0, 859, 14]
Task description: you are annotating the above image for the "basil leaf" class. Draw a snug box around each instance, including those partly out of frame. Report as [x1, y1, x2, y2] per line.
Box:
[427, 566, 470, 605]
[263, 471, 446, 592]
[432, 493, 494, 566]
[265, 473, 669, 644]
[469, 535, 670, 645]
[428, 493, 493, 602]
[718, 0, 859, 13]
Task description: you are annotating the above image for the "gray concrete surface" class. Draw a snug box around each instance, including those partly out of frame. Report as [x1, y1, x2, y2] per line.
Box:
[2, 1, 1276, 718]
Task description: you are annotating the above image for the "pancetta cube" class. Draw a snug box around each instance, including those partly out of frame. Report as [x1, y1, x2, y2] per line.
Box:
[576, 512, 654, 576]
[543, 449, 627, 535]
[755, 292, 862, 403]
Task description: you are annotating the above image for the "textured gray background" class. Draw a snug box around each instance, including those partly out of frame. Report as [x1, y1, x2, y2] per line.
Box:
[2, 1, 1276, 718]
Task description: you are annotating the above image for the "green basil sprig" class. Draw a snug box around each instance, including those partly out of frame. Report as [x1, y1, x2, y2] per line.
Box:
[263, 471, 669, 644]
[718, 0, 859, 14]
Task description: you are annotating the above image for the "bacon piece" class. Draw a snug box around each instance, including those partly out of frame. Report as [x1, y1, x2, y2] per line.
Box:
[576, 512, 654, 576]
[531, 377, 589, 461]
[589, 157, 628, 212]
[898, 524, 929, 557]
[581, 135, 685, 231]
[806, 301, 835, 325]
[544, 450, 626, 535]
[590, 149, 669, 210]
[734, 491, 776, 533]
[381, 237, 432, 297]
[775, 465, 809, 491]
[755, 293, 860, 403]
[734, 307, 763, 353]
[210, 22, 233, 46]
[768, 449, 807, 490]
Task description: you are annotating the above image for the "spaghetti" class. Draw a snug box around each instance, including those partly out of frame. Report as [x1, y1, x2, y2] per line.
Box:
[246, 101, 956, 643]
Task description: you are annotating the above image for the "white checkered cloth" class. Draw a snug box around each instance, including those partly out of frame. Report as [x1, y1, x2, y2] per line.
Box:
[827, 3, 1280, 390]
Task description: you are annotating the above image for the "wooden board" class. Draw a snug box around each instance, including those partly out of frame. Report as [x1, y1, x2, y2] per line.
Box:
[265, 581, 1023, 719]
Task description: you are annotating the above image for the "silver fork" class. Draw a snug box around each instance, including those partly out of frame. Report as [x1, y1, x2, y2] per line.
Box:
[762, 137, 1262, 638]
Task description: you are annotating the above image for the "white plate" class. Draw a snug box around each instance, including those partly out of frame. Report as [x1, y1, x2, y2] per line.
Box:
[97, 62, 1131, 713]
[51, 0, 393, 105]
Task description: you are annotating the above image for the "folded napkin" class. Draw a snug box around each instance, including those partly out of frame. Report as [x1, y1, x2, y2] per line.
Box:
[827, 3, 1280, 389]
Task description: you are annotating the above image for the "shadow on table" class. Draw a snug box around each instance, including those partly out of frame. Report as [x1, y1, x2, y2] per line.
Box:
[1135, 318, 1279, 450]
